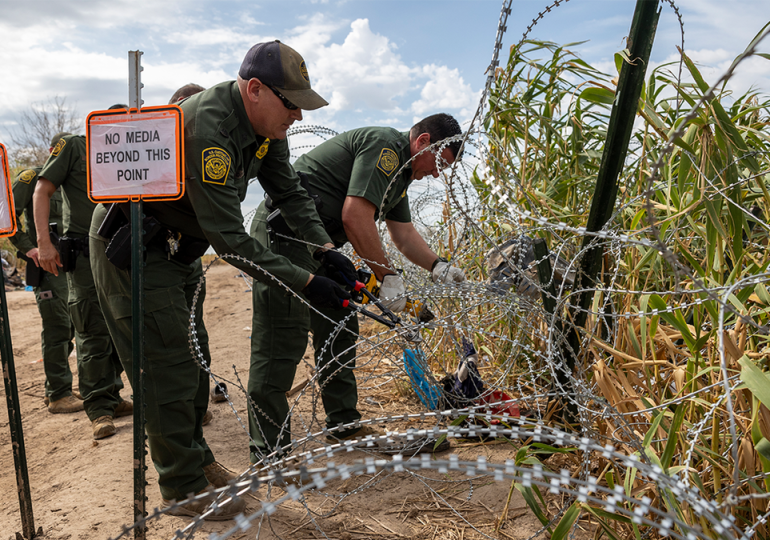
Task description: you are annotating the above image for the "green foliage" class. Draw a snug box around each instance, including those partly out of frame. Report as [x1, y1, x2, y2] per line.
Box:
[483, 37, 770, 539]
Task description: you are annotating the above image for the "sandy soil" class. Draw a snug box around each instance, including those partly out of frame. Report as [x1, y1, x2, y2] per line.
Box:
[0, 263, 578, 540]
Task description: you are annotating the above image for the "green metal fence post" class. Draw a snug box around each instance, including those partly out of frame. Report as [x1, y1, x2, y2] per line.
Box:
[0, 270, 38, 539]
[558, 0, 662, 424]
[128, 50, 147, 540]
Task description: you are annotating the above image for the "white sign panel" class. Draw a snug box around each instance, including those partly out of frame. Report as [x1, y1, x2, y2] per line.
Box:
[87, 106, 184, 202]
[0, 143, 17, 237]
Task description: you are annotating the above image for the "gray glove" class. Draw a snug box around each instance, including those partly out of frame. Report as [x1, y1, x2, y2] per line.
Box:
[432, 261, 465, 284]
[379, 274, 407, 312]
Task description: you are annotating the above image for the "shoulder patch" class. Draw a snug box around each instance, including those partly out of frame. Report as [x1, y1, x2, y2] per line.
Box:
[256, 139, 270, 160]
[51, 138, 66, 157]
[376, 148, 399, 176]
[202, 147, 231, 185]
[18, 169, 37, 184]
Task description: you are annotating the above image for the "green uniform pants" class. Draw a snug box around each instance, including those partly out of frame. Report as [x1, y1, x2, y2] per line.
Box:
[248, 204, 360, 459]
[66, 248, 124, 420]
[34, 270, 75, 402]
[90, 212, 214, 500]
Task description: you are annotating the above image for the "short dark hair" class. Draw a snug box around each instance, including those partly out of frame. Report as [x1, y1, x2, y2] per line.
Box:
[169, 83, 206, 105]
[410, 113, 462, 159]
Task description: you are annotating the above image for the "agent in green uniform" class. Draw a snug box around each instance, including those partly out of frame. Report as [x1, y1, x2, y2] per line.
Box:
[33, 128, 130, 439]
[248, 114, 466, 457]
[89, 41, 352, 520]
[8, 135, 79, 413]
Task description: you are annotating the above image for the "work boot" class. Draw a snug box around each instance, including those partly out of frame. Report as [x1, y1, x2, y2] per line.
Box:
[211, 383, 228, 403]
[114, 399, 133, 418]
[92, 416, 116, 440]
[203, 461, 238, 489]
[161, 484, 246, 521]
[49, 390, 84, 405]
[326, 424, 381, 443]
[48, 395, 85, 414]
[202, 410, 213, 426]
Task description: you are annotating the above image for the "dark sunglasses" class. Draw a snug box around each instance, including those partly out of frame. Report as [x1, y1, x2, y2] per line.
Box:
[268, 86, 298, 110]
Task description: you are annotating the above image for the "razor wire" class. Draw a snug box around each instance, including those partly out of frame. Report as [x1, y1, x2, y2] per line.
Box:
[104, 1, 770, 539]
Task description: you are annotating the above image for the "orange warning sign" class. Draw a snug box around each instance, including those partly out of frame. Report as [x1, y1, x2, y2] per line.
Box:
[0, 143, 18, 238]
[86, 105, 184, 202]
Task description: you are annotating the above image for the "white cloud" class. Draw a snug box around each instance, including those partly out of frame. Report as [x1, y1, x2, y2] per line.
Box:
[412, 65, 480, 117]
[299, 18, 415, 113]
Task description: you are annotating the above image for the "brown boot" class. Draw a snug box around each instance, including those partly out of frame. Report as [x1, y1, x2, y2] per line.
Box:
[92, 416, 116, 440]
[202, 410, 213, 426]
[114, 400, 133, 418]
[47, 390, 83, 406]
[48, 395, 85, 414]
[161, 484, 245, 520]
[203, 461, 238, 489]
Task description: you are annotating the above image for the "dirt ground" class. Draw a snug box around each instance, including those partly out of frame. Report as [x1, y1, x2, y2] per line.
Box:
[0, 263, 577, 540]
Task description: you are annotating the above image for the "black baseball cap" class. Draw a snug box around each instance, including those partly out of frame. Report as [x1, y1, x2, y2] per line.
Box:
[239, 40, 328, 111]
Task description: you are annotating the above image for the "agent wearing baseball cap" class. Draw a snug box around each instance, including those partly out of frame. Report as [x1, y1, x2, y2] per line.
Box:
[90, 41, 354, 520]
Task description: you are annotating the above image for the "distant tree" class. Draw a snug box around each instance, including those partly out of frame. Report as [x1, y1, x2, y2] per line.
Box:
[7, 96, 82, 168]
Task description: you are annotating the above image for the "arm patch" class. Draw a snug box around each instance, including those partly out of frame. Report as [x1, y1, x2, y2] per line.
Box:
[18, 169, 37, 184]
[376, 148, 399, 176]
[51, 138, 66, 157]
[202, 147, 232, 185]
[256, 139, 270, 160]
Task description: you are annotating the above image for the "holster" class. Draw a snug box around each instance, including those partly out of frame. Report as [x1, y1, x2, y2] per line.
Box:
[104, 215, 163, 271]
[17, 251, 43, 288]
[58, 236, 77, 273]
[97, 202, 129, 239]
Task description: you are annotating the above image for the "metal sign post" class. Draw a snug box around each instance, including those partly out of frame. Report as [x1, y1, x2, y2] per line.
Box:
[128, 49, 147, 540]
[0, 144, 36, 539]
[86, 51, 183, 538]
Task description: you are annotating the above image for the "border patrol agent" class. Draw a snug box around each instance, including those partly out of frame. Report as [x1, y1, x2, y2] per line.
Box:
[248, 114, 466, 458]
[89, 41, 352, 520]
[8, 134, 80, 414]
[33, 127, 131, 439]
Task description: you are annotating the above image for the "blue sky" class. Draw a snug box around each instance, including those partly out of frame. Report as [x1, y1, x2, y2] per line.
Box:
[1, 0, 768, 142]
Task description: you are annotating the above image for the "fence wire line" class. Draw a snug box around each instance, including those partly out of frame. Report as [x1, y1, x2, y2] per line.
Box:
[103, 1, 770, 539]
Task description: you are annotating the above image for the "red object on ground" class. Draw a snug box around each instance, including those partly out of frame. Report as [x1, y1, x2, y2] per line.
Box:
[475, 390, 520, 422]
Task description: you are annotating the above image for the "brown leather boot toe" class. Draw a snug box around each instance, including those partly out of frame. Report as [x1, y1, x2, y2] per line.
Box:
[92, 415, 116, 440]
[48, 395, 85, 414]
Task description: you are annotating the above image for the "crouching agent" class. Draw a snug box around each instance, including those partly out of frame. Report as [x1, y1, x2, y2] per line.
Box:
[248, 113, 466, 462]
[88, 40, 354, 520]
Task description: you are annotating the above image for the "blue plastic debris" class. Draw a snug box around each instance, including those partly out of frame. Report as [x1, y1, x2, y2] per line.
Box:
[403, 349, 441, 410]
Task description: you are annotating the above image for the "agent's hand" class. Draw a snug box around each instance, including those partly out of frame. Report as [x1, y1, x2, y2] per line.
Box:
[432, 262, 465, 284]
[315, 249, 357, 288]
[379, 274, 406, 312]
[302, 275, 352, 310]
[25, 248, 40, 267]
[37, 241, 62, 276]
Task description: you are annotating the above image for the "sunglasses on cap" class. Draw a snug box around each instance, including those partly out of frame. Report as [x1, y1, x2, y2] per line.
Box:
[268, 86, 298, 110]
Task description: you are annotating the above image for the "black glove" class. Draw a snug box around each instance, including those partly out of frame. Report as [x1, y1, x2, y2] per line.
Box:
[314, 249, 357, 288]
[302, 275, 352, 310]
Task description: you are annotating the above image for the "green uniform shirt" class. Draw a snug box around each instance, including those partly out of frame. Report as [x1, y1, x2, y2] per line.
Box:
[8, 167, 64, 254]
[145, 81, 331, 291]
[39, 135, 95, 238]
[293, 127, 414, 245]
